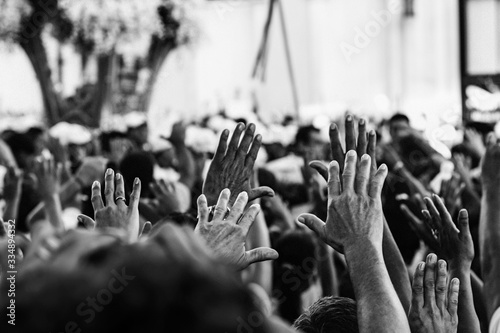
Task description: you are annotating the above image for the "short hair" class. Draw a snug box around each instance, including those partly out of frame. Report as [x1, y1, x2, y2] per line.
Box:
[295, 125, 320, 146]
[293, 296, 359, 333]
[389, 113, 410, 125]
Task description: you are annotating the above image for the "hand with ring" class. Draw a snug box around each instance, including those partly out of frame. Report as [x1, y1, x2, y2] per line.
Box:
[78, 168, 142, 242]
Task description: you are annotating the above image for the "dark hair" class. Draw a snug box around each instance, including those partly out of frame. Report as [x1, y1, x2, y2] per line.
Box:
[119, 152, 155, 197]
[389, 113, 410, 125]
[4, 133, 36, 156]
[1, 232, 268, 333]
[293, 296, 359, 333]
[273, 230, 318, 323]
[295, 125, 320, 146]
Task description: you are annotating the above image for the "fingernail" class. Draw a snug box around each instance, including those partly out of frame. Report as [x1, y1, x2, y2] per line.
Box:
[346, 115, 352, 121]
[346, 150, 356, 157]
[106, 168, 113, 176]
[360, 119, 365, 125]
[241, 192, 248, 198]
[380, 164, 387, 171]
[92, 181, 99, 188]
[418, 262, 425, 271]
[330, 123, 337, 131]
[237, 123, 244, 130]
[116, 173, 121, 180]
[427, 253, 437, 263]
[134, 178, 140, 185]
[361, 154, 370, 161]
[439, 260, 446, 269]
[298, 217, 305, 223]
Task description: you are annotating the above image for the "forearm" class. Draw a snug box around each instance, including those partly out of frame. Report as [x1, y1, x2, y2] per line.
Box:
[382, 220, 411, 313]
[470, 271, 489, 332]
[479, 190, 500, 318]
[43, 194, 64, 230]
[345, 242, 410, 333]
[450, 264, 481, 333]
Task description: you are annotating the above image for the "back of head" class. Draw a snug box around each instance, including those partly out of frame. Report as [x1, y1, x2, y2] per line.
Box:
[293, 296, 359, 333]
[119, 151, 155, 196]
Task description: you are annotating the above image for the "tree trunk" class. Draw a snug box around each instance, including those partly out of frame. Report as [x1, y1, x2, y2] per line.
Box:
[19, 34, 65, 126]
[138, 39, 173, 112]
[87, 52, 117, 127]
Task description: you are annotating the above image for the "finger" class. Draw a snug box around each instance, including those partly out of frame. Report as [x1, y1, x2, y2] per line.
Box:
[432, 194, 455, 231]
[448, 278, 460, 317]
[424, 197, 441, 230]
[115, 173, 126, 205]
[104, 168, 115, 206]
[0, 218, 7, 238]
[245, 247, 279, 267]
[238, 204, 261, 233]
[424, 253, 438, 306]
[214, 129, 229, 162]
[486, 132, 497, 147]
[246, 134, 262, 168]
[366, 130, 377, 172]
[356, 119, 367, 156]
[297, 214, 326, 240]
[91, 181, 104, 211]
[309, 161, 328, 182]
[140, 221, 152, 237]
[77, 214, 96, 230]
[436, 259, 448, 310]
[247, 186, 274, 202]
[226, 123, 245, 159]
[329, 123, 345, 172]
[128, 178, 141, 212]
[411, 262, 425, 309]
[355, 154, 371, 195]
[342, 150, 357, 192]
[227, 191, 249, 222]
[150, 182, 161, 198]
[327, 160, 341, 197]
[213, 188, 231, 221]
[457, 209, 472, 240]
[197, 194, 210, 224]
[237, 123, 256, 156]
[345, 115, 356, 152]
[368, 164, 388, 198]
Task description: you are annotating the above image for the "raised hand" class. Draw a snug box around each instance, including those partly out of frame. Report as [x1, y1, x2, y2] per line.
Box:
[298, 151, 387, 253]
[2, 166, 23, 202]
[33, 155, 62, 199]
[409, 254, 459, 333]
[194, 189, 278, 271]
[87, 169, 141, 242]
[203, 123, 274, 207]
[150, 179, 181, 216]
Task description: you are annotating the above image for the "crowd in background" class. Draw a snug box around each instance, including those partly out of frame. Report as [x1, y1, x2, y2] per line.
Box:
[0, 110, 499, 333]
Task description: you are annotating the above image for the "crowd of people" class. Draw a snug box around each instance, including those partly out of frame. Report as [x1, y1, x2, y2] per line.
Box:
[0, 111, 499, 333]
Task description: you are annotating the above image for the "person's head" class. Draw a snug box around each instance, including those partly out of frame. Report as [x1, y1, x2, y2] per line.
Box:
[127, 123, 149, 148]
[2, 226, 270, 333]
[25, 127, 48, 156]
[389, 113, 411, 141]
[293, 296, 358, 333]
[4, 132, 36, 169]
[119, 152, 155, 197]
[273, 230, 319, 323]
[295, 125, 324, 160]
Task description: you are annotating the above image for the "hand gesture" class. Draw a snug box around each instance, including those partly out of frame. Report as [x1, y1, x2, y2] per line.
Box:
[402, 195, 474, 268]
[33, 155, 62, 199]
[309, 116, 377, 182]
[2, 166, 23, 201]
[439, 174, 465, 219]
[194, 189, 278, 270]
[150, 179, 181, 215]
[409, 254, 459, 333]
[298, 151, 388, 253]
[203, 123, 274, 206]
[87, 169, 141, 242]
[168, 121, 187, 146]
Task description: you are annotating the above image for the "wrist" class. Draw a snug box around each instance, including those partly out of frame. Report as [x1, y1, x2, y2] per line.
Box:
[344, 240, 383, 263]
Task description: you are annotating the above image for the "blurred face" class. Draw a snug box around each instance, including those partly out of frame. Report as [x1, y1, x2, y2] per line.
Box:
[389, 120, 411, 141]
[129, 125, 149, 146]
[157, 148, 179, 169]
[68, 144, 89, 165]
[298, 131, 324, 160]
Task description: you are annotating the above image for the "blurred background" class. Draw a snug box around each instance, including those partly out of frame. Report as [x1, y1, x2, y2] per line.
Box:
[0, 0, 498, 141]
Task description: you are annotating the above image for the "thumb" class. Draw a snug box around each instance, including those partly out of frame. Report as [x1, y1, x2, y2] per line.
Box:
[140, 221, 153, 237]
[297, 213, 326, 238]
[309, 161, 328, 182]
[248, 186, 275, 202]
[457, 209, 471, 238]
[78, 214, 96, 230]
[245, 247, 279, 266]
